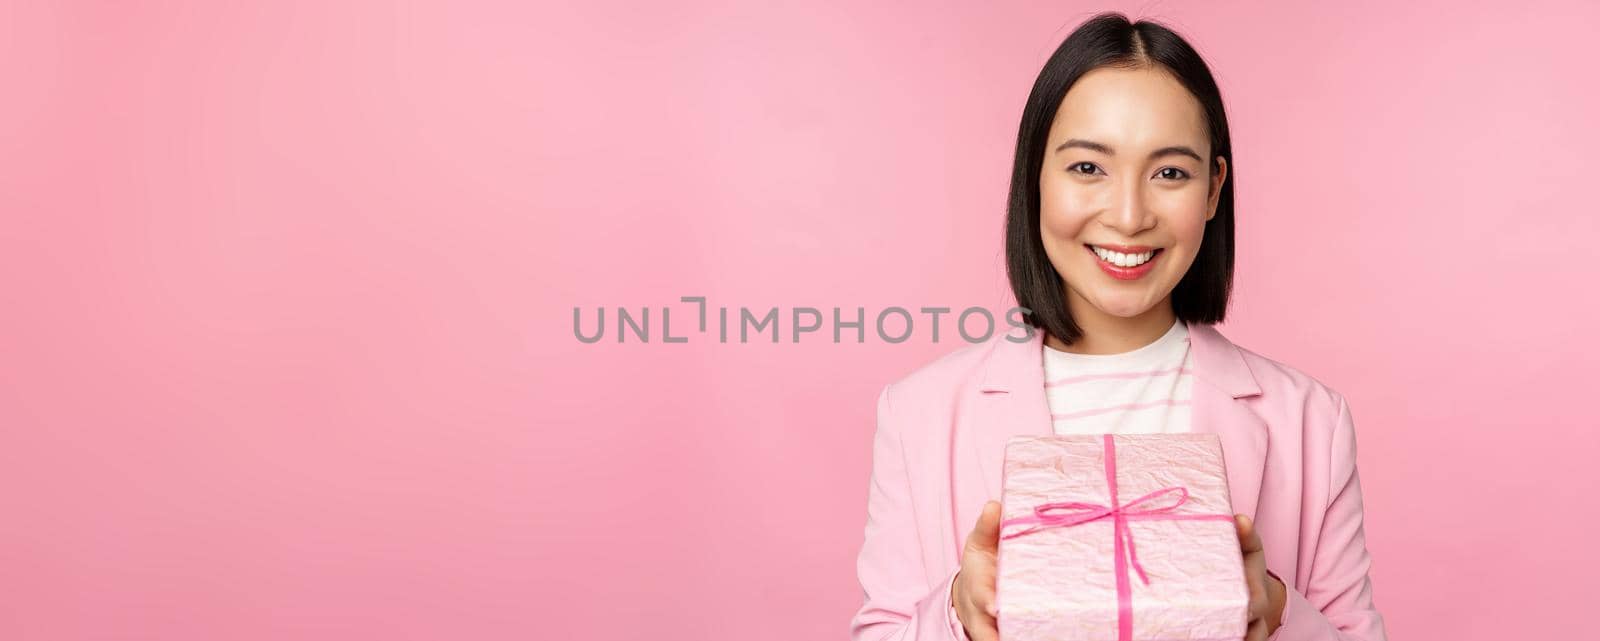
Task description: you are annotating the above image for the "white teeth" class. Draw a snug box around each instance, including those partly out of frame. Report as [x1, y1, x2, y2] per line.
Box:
[1092, 246, 1155, 267]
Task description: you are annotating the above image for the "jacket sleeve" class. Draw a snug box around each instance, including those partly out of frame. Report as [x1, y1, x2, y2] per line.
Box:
[1267, 393, 1389, 641]
[850, 383, 969, 641]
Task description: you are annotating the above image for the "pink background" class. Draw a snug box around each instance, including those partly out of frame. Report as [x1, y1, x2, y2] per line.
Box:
[2, 1, 1596, 639]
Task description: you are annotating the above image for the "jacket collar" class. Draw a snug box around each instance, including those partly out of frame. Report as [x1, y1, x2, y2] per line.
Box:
[961, 320, 1270, 520]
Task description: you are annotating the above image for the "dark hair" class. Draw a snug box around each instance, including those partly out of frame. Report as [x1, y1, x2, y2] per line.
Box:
[1005, 12, 1234, 346]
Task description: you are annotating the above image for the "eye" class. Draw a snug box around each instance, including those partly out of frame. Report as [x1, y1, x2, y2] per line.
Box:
[1156, 167, 1191, 181]
[1068, 162, 1103, 176]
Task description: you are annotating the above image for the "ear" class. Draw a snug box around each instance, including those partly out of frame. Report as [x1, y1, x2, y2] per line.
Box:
[1205, 156, 1228, 222]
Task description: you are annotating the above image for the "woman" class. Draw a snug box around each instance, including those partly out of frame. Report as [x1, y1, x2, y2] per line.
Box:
[849, 13, 1388, 641]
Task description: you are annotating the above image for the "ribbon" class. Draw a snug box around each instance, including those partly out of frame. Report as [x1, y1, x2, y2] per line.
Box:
[999, 434, 1234, 641]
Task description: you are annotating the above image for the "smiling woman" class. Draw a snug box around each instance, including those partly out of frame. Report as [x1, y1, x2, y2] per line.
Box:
[1035, 65, 1226, 348]
[851, 11, 1389, 641]
[1009, 23, 1235, 355]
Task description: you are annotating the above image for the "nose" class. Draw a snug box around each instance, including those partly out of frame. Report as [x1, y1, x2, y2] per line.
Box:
[1104, 179, 1155, 236]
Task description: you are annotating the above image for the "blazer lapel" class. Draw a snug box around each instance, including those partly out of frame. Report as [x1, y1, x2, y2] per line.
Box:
[959, 321, 1270, 522]
[1186, 321, 1270, 520]
[964, 328, 1050, 506]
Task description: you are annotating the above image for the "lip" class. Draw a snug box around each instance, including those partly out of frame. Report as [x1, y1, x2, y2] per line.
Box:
[1084, 244, 1163, 281]
[1087, 243, 1159, 254]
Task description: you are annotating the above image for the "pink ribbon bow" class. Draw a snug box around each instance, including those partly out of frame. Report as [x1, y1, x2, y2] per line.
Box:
[999, 434, 1234, 641]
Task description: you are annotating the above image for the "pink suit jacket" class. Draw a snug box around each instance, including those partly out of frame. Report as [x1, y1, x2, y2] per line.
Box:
[850, 321, 1387, 641]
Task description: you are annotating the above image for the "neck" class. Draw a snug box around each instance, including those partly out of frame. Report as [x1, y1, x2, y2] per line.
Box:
[1044, 293, 1177, 355]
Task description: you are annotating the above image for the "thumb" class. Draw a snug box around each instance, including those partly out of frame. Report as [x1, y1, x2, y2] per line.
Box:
[967, 500, 1003, 552]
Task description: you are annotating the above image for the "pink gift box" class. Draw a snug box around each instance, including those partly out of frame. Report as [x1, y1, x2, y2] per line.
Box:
[996, 433, 1249, 641]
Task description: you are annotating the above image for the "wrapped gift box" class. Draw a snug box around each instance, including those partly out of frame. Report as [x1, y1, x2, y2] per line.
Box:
[996, 433, 1249, 641]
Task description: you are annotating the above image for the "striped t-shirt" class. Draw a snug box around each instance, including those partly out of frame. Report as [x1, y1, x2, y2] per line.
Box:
[1042, 319, 1194, 434]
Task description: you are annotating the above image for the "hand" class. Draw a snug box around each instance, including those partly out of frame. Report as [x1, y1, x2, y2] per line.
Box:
[1236, 514, 1287, 640]
[951, 501, 1002, 641]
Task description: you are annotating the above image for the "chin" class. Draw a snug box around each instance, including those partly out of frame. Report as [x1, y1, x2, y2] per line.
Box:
[1103, 306, 1152, 319]
[1088, 293, 1162, 318]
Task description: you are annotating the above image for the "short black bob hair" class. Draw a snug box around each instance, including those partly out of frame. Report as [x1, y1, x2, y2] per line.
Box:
[1006, 12, 1235, 346]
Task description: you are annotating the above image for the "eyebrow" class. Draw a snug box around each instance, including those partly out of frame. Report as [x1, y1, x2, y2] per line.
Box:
[1053, 138, 1203, 163]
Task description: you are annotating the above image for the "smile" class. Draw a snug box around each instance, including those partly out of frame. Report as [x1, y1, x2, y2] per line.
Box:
[1084, 244, 1164, 280]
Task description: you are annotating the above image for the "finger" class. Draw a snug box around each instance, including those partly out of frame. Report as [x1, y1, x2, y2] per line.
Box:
[1247, 575, 1268, 621]
[1235, 515, 1268, 620]
[966, 606, 999, 641]
[1240, 555, 1267, 620]
[975, 581, 998, 618]
[1235, 514, 1263, 555]
[968, 501, 1003, 552]
[1245, 612, 1267, 641]
[955, 589, 1000, 641]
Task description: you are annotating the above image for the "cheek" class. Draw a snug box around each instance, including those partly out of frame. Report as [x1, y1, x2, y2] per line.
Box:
[1161, 199, 1211, 246]
[1038, 181, 1094, 241]
[1174, 219, 1207, 248]
[1040, 206, 1083, 241]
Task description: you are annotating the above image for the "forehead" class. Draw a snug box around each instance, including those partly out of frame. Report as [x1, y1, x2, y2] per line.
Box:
[1049, 66, 1208, 150]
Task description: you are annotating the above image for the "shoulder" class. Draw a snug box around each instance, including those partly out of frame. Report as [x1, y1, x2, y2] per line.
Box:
[881, 338, 993, 401]
[1238, 343, 1343, 403]
[876, 336, 998, 420]
[1222, 336, 1352, 439]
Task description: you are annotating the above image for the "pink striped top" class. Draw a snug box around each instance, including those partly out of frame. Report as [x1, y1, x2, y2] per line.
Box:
[1041, 319, 1194, 435]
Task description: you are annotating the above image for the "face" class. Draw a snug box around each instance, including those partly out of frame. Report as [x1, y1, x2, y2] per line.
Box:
[1038, 65, 1227, 325]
